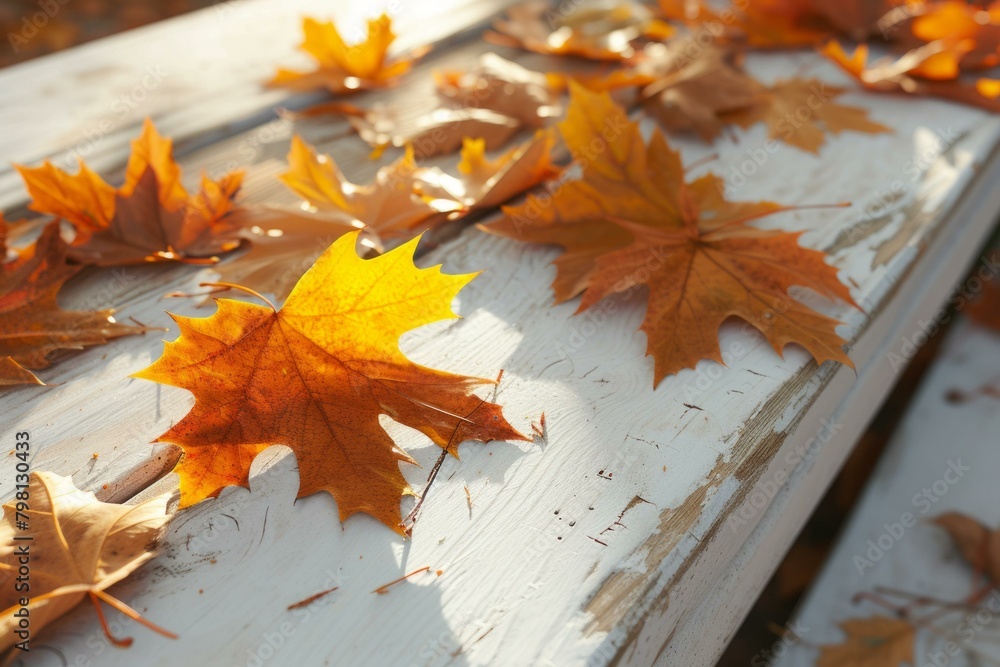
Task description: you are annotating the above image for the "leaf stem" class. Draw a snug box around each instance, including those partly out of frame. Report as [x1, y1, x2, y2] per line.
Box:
[199, 282, 277, 311]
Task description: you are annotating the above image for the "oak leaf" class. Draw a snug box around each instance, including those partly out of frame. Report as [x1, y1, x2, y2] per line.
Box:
[822, 41, 1000, 111]
[488, 0, 674, 61]
[134, 231, 527, 532]
[487, 84, 856, 385]
[16, 119, 246, 266]
[0, 471, 173, 649]
[279, 135, 457, 236]
[720, 78, 891, 153]
[817, 616, 915, 667]
[267, 14, 425, 94]
[0, 220, 146, 387]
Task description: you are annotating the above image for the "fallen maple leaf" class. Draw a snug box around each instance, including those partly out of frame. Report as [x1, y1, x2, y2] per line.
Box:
[822, 40, 1000, 111]
[17, 119, 246, 266]
[0, 220, 147, 387]
[287, 54, 560, 159]
[910, 1, 1000, 71]
[0, 471, 173, 649]
[279, 135, 457, 236]
[416, 130, 562, 214]
[435, 53, 562, 129]
[134, 231, 527, 532]
[544, 40, 763, 141]
[267, 14, 426, 94]
[487, 83, 856, 385]
[659, 0, 903, 47]
[636, 41, 762, 141]
[817, 616, 915, 667]
[720, 78, 891, 153]
[932, 511, 1000, 583]
[288, 102, 523, 160]
[488, 0, 674, 61]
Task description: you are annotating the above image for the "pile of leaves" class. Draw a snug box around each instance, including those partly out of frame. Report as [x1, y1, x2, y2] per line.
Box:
[5, 2, 1000, 653]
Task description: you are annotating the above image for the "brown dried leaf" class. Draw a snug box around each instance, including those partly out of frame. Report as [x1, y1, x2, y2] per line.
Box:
[0, 221, 147, 387]
[435, 53, 562, 128]
[817, 616, 915, 667]
[488, 0, 674, 61]
[721, 78, 891, 153]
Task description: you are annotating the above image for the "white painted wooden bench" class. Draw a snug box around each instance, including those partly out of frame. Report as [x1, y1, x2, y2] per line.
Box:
[2, 1, 1000, 665]
[775, 315, 1000, 666]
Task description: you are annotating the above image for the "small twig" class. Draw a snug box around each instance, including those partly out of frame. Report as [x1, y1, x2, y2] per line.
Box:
[287, 587, 338, 610]
[401, 448, 448, 535]
[372, 566, 431, 595]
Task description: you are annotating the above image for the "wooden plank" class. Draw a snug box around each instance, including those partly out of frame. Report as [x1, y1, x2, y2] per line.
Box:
[3, 2, 1000, 665]
[773, 316, 1000, 666]
[0, 0, 516, 210]
[656, 159, 1000, 665]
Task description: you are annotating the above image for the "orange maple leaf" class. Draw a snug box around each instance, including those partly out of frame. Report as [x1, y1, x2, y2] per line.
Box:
[16, 119, 246, 266]
[134, 231, 527, 532]
[487, 84, 856, 385]
[817, 616, 915, 667]
[0, 219, 146, 387]
[822, 40, 1000, 111]
[416, 130, 562, 214]
[720, 78, 891, 153]
[279, 135, 456, 237]
[910, 1, 1000, 71]
[659, 0, 904, 47]
[268, 14, 425, 93]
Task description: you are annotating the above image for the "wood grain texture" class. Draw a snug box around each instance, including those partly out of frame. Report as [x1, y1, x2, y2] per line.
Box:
[2, 2, 1000, 665]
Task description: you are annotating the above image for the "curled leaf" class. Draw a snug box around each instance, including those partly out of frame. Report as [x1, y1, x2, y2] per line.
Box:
[488, 0, 674, 61]
[822, 40, 1000, 111]
[0, 471, 172, 649]
[279, 135, 456, 235]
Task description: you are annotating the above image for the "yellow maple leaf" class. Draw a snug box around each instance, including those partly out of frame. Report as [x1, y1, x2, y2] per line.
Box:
[134, 231, 527, 533]
[268, 14, 424, 93]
